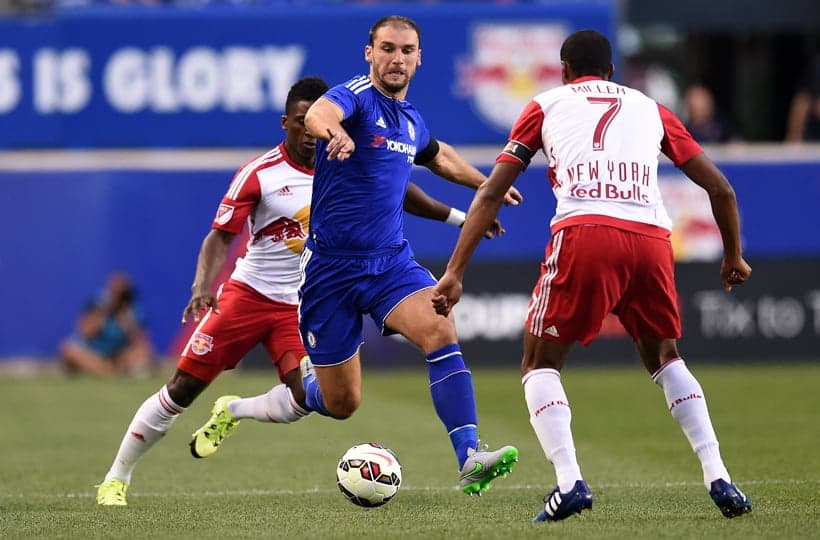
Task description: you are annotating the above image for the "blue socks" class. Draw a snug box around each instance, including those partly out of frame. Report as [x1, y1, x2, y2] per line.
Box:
[427, 343, 478, 469]
[301, 369, 330, 417]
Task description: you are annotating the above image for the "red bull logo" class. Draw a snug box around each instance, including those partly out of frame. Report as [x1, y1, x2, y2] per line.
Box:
[455, 23, 568, 131]
[252, 216, 306, 245]
[190, 332, 214, 355]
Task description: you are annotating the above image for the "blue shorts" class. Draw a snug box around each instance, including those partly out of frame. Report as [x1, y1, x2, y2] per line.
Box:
[298, 239, 436, 366]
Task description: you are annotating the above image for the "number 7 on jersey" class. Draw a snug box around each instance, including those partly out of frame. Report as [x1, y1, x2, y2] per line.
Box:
[587, 97, 622, 151]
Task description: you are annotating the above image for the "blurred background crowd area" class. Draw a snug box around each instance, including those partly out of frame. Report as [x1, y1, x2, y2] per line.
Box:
[1, 0, 818, 143]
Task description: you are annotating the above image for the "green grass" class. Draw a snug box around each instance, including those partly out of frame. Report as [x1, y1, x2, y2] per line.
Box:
[1, 363, 818, 539]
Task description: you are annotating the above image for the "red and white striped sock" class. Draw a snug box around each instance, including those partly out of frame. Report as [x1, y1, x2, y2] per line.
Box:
[105, 385, 184, 484]
[524, 368, 583, 493]
[653, 359, 731, 488]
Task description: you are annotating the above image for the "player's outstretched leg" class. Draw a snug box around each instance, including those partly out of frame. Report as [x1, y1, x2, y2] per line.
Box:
[425, 343, 519, 494]
[532, 480, 593, 522]
[190, 395, 241, 458]
[459, 442, 519, 495]
[709, 479, 752, 518]
[97, 385, 185, 506]
[228, 384, 311, 424]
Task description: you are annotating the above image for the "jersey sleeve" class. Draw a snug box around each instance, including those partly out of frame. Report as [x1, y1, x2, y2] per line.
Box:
[211, 167, 261, 234]
[658, 103, 703, 166]
[496, 100, 544, 167]
[322, 78, 363, 120]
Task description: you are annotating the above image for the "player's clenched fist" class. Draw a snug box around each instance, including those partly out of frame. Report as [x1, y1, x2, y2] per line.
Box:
[720, 256, 752, 292]
[431, 272, 463, 316]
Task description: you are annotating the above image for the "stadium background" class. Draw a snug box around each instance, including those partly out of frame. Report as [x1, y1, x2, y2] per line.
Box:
[0, 0, 818, 368]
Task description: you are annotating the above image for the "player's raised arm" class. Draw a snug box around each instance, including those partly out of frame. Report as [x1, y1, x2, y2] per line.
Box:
[304, 97, 355, 161]
[421, 139, 522, 206]
[432, 160, 523, 316]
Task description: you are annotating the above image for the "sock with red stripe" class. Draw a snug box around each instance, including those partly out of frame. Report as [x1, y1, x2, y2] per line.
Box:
[653, 358, 731, 488]
[523, 368, 583, 493]
[104, 385, 184, 483]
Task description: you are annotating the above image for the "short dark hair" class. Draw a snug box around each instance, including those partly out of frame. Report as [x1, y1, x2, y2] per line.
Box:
[285, 76, 328, 114]
[368, 15, 421, 47]
[560, 29, 612, 77]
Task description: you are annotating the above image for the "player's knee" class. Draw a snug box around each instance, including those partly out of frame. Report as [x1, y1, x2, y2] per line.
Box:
[325, 392, 361, 420]
[166, 370, 208, 407]
[417, 319, 458, 352]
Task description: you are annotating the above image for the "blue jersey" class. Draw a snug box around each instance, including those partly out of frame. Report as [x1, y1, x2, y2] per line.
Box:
[310, 75, 432, 253]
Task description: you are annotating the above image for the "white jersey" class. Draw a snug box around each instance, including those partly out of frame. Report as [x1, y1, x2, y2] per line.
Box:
[212, 143, 312, 305]
[499, 76, 702, 236]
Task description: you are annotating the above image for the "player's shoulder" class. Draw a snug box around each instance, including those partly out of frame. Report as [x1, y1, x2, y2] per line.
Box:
[236, 145, 289, 176]
[334, 74, 373, 96]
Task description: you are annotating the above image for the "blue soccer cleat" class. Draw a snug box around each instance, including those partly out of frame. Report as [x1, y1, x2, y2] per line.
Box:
[709, 479, 752, 518]
[532, 480, 593, 522]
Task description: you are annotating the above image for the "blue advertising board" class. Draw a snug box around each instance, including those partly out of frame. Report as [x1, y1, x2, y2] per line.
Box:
[0, 154, 818, 359]
[0, 2, 615, 148]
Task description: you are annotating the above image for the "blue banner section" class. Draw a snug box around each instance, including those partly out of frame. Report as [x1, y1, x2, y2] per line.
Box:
[0, 3, 615, 148]
[0, 157, 817, 359]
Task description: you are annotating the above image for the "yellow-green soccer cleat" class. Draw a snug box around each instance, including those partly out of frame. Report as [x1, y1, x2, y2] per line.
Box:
[459, 442, 519, 495]
[96, 478, 128, 506]
[190, 395, 241, 458]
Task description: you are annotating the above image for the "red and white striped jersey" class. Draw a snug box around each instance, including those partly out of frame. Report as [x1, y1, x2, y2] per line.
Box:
[212, 143, 312, 305]
[498, 76, 702, 237]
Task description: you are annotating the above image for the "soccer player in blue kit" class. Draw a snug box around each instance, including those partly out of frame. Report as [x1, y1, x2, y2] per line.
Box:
[299, 15, 522, 494]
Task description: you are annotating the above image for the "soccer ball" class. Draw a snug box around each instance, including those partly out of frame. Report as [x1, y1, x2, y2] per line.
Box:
[336, 442, 402, 508]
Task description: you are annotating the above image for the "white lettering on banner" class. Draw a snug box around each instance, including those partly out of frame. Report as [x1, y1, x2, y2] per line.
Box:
[223, 47, 264, 111]
[33, 48, 91, 113]
[104, 45, 306, 113]
[694, 290, 820, 339]
[104, 48, 147, 112]
[0, 50, 21, 113]
[178, 47, 220, 111]
[453, 294, 529, 341]
[258, 46, 306, 109]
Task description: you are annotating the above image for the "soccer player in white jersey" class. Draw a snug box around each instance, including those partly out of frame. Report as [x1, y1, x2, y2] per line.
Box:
[433, 30, 753, 521]
[95, 77, 503, 506]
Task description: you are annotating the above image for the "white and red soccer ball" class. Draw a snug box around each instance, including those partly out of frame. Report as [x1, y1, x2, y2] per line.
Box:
[336, 442, 402, 508]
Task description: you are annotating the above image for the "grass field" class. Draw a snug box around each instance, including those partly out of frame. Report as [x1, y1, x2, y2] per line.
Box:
[1, 362, 818, 539]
